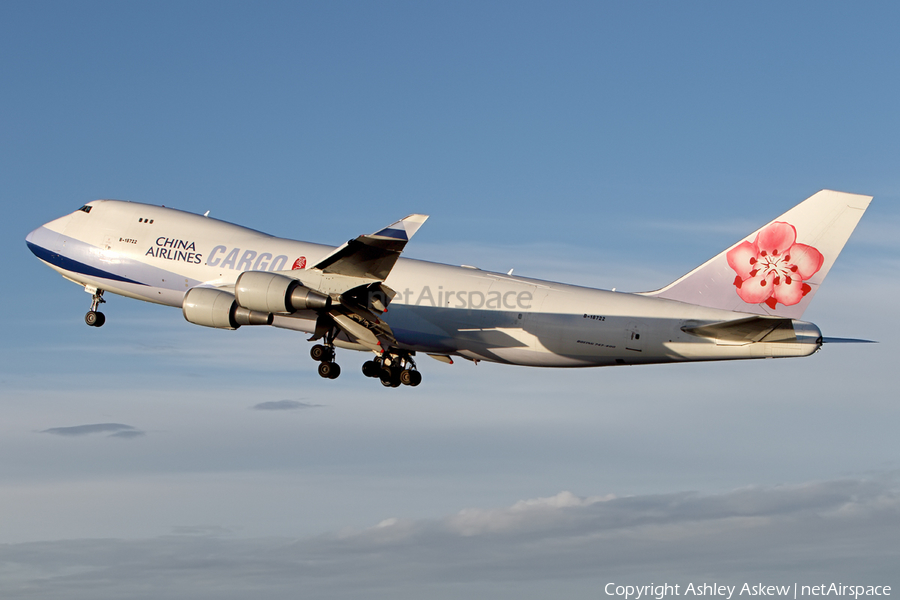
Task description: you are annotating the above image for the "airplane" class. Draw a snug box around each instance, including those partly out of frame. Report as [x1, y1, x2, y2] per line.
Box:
[25, 190, 872, 388]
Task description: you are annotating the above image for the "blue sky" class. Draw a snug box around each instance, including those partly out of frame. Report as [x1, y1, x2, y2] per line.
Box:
[2, 2, 899, 598]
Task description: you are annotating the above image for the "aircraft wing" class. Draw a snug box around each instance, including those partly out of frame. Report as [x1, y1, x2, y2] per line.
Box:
[313, 214, 428, 280]
[303, 214, 428, 352]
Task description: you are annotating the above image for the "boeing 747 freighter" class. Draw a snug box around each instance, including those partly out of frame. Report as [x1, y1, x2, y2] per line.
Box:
[26, 190, 871, 387]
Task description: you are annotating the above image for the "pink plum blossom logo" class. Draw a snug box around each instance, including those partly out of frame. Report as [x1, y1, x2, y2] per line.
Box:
[726, 221, 824, 309]
[291, 256, 307, 270]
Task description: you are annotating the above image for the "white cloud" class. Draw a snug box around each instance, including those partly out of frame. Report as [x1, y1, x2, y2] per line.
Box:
[443, 491, 616, 536]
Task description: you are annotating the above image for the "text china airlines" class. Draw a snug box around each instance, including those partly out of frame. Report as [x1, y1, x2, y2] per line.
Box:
[146, 237, 291, 272]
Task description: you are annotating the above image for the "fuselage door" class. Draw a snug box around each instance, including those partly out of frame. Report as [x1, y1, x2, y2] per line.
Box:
[625, 321, 643, 353]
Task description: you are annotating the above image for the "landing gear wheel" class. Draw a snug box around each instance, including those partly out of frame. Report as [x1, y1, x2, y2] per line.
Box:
[399, 369, 423, 386]
[380, 367, 401, 387]
[362, 360, 381, 378]
[310, 344, 327, 361]
[318, 361, 340, 379]
[85, 311, 105, 327]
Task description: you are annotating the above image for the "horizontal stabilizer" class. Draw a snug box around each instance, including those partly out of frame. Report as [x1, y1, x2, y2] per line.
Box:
[682, 316, 797, 343]
[821, 337, 877, 344]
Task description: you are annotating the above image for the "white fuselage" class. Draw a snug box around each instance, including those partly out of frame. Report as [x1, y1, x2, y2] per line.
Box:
[26, 200, 822, 367]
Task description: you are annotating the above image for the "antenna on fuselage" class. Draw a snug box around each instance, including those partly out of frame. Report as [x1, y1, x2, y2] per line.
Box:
[203, 210, 210, 217]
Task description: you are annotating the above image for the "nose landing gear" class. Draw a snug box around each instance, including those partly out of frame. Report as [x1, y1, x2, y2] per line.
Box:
[84, 288, 106, 327]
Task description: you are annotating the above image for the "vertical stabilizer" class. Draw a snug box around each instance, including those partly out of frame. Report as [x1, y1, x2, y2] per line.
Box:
[645, 190, 872, 318]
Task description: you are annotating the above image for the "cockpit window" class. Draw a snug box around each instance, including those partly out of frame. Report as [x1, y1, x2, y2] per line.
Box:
[78, 205, 92, 213]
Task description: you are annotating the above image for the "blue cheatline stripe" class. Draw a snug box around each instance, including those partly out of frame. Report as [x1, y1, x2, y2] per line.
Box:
[26, 242, 147, 286]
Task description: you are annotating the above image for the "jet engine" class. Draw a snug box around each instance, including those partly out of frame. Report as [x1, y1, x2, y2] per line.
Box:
[234, 271, 330, 314]
[182, 287, 273, 330]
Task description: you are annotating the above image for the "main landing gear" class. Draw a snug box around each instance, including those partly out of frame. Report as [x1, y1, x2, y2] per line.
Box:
[309, 343, 423, 387]
[84, 288, 106, 327]
[362, 352, 422, 388]
[309, 322, 342, 379]
[310, 343, 341, 379]
[307, 321, 421, 386]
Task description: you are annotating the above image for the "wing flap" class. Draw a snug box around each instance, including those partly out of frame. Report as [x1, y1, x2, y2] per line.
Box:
[330, 312, 382, 352]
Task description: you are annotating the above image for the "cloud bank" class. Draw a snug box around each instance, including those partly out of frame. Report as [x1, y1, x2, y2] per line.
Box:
[1, 474, 897, 600]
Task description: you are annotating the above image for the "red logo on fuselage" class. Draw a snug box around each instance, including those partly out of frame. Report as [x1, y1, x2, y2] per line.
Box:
[292, 257, 307, 270]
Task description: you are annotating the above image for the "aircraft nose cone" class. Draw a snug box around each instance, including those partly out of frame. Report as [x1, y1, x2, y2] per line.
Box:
[25, 226, 41, 252]
[25, 224, 60, 260]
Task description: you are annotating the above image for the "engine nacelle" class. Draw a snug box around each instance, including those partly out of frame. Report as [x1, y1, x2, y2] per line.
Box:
[234, 271, 331, 314]
[183, 287, 273, 330]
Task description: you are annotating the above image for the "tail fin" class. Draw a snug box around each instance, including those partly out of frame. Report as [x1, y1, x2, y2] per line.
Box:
[645, 190, 872, 318]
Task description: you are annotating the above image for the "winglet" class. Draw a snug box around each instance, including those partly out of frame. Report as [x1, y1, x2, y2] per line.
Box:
[371, 214, 429, 241]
